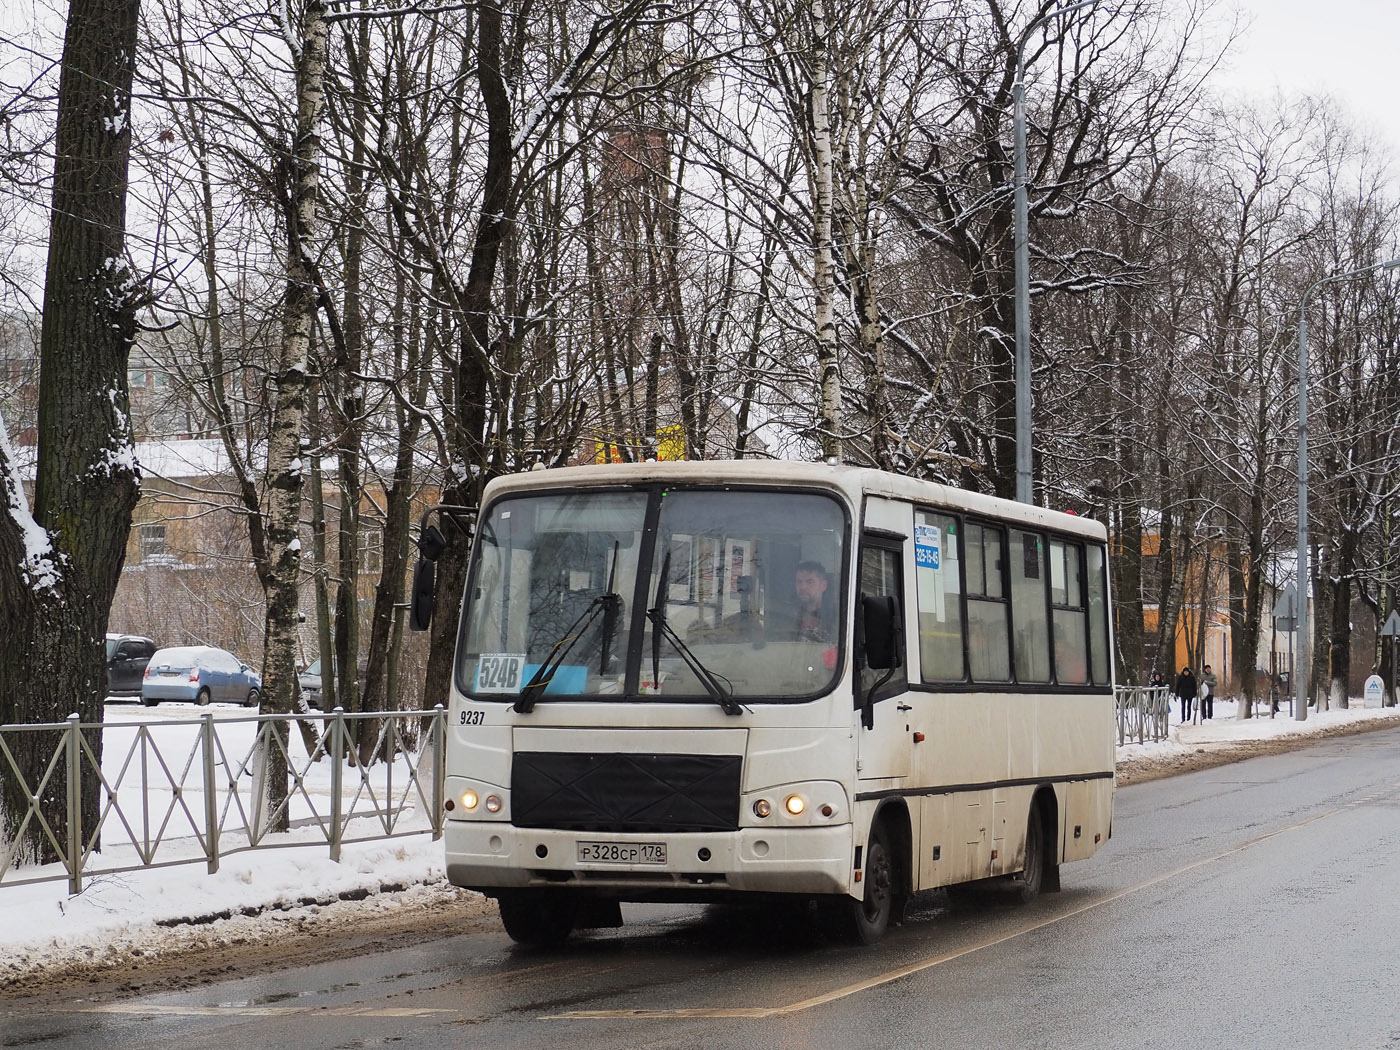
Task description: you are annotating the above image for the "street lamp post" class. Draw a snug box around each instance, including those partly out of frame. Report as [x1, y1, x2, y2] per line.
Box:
[1013, 0, 1099, 505]
[1294, 257, 1400, 721]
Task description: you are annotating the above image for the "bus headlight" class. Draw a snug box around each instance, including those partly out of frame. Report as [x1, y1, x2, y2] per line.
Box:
[742, 782, 847, 826]
[445, 776, 509, 821]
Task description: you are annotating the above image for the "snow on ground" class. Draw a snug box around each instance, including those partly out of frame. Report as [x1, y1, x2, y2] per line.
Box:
[1115, 697, 1400, 769]
[0, 834, 455, 985]
[2, 699, 1398, 984]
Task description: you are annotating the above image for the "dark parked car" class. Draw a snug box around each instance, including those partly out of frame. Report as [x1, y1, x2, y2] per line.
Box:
[106, 634, 157, 697]
[296, 658, 370, 709]
[141, 645, 262, 707]
[298, 658, 322, 709]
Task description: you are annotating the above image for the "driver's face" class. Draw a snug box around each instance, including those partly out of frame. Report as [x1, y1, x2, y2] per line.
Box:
[795, 569, 827, 610]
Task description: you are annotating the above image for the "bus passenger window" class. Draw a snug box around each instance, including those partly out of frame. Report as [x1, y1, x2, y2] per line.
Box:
[1050, 540, 1088, 685]
[1010, 530, 1051, 683]
[965, 524, 1010, 682]
[1087, 544, 1111, 684]
[915, 510, 964, 682]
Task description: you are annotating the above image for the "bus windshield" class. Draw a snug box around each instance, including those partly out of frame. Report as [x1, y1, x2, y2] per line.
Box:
[456, 486, 848, 702]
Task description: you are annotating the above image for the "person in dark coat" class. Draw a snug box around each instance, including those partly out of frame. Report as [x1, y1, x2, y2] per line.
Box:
[1199, 664, 1218, 721]
[1174, 666, 1197, 724]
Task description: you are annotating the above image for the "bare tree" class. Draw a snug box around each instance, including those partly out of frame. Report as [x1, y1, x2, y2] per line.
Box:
[890, 0, 1214, 498]
[1298, 110, 1400, 710]
[0, 0, 143, 863]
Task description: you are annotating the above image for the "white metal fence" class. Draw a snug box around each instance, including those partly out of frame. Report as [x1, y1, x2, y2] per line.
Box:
[1115, 685, 1171, 745]
[0, 707, 446, 894]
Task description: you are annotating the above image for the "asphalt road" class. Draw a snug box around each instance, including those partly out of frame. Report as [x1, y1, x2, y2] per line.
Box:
[5, 726, 1399, 1050]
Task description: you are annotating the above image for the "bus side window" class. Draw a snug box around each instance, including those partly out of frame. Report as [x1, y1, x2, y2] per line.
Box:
[965, 523, 1011, 681]
[1087, 544, 1111, 684]
[1050, 539, 1089, 685]
[1010, 530, 1051, 684]
[915, 510, 964, 682]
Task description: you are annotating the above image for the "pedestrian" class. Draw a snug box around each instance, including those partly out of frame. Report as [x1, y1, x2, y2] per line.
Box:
[1200, 664, 1218, 720]
[1149, 671, 1166, 689]
[1174, 666, 1197, 724]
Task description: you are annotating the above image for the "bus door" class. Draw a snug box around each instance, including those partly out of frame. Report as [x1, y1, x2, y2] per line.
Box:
[856, 532, 911, 781]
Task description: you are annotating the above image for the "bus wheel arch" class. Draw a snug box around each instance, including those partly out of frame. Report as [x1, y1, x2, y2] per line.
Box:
[824, 803, 909, 944]
[1035, 785, 1061, 893]
[873, 800, 914, 914]
[1014, 787, 1060, 902]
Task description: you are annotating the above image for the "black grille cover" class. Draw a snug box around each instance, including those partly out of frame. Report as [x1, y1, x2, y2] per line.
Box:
[511, 752, 741, 833]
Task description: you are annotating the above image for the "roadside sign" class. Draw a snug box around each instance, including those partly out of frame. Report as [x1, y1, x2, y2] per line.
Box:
[1363, 675, 1385, 707]
[1380, 610, 1400, 637]
[1272, 584, 1298, 633]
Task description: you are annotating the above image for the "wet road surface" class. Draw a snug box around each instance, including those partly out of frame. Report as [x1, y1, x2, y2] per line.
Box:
[5, 726, 1399, 1049]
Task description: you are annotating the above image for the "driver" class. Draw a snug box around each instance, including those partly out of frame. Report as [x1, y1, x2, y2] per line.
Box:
[792, 560, 833, 642]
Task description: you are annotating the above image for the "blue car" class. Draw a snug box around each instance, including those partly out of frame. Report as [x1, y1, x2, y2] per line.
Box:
[141, 645, 262, 707]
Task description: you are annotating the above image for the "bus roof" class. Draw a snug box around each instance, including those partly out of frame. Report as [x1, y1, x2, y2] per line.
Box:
[482, 461, 1107, 542]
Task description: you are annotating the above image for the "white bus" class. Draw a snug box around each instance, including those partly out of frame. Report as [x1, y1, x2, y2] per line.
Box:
[420, 461, 1115, 945]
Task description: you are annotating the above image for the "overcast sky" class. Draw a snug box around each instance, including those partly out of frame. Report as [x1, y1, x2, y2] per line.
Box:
[1214, 0, 1400, 160]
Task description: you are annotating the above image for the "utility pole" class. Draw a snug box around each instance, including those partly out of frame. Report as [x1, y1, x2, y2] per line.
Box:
[1012, 0, 1101, 504]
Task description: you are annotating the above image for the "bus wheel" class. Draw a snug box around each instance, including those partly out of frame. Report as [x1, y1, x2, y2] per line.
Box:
[1012, 799, 1046, 903]
[497, 890, 577, 947]
[826, 820, 895, 944]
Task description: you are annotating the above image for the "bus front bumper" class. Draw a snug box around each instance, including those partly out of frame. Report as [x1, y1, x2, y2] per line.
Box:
[444, 822, 853, 896]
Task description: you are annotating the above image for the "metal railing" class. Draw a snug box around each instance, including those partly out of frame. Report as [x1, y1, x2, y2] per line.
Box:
[1115, 685, 1171, 745]
[0, 707, 446, 894]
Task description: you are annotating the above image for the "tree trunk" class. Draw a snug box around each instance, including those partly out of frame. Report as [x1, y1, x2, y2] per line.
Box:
[308, 389, 337, 714]
[809, 0, 841, 462]
[1327, 532, 1356, 710]
[359, 260, 430, 763]
[423, 0, 510, 707]
[0, 0, 142, 866]
[259, 0, 329, 830]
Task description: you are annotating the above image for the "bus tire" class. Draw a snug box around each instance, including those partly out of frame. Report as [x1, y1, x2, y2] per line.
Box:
[496, 890, 577, 947]
[1012, 797, 1047, 903]
[825, 819, 895, 944]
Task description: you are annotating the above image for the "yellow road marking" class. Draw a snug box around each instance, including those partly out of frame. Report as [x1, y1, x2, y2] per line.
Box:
[558, 1008, 776, 1019]
[77, 1004, 458, 1018]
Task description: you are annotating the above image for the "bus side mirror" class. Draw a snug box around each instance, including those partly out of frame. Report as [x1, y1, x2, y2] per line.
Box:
[408, 524, 447, 633]
[861, 595, 902, 670]
[409, 558, 436, 632]
[417, 524, 447, 561]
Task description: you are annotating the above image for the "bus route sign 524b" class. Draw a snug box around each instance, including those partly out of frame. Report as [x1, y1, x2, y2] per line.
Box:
[475, 653, 526, 693]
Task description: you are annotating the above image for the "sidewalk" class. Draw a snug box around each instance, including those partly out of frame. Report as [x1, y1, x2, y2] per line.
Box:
[4, 701, 1399, 987]
[1116, 698, 1400, 781]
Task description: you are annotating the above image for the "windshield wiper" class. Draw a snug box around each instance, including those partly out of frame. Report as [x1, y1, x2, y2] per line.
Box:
[515, 542, 622, 714]
[646, 549, 742, 717]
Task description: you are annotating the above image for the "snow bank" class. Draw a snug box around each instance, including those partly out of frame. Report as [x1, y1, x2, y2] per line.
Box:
[1115, 699, 1400, 770]
[0, 834, 455, 983]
